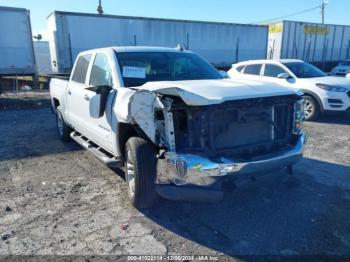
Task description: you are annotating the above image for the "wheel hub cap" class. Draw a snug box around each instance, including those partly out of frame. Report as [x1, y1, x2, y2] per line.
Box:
[304, 100, 314, 119]
[126, 150, 135, 198]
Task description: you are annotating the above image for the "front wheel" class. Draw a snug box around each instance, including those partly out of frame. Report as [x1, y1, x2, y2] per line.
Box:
[303, 95, 320, 121]
[125, 137, 158, 209]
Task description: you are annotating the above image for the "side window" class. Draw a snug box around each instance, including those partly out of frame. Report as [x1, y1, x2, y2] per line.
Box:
[264, 64, 286, 77]
[243, 64, 262, 75]
[89, 53, 113, 86]
[236, 65, 245, 73]
[72, 54, 92, 84]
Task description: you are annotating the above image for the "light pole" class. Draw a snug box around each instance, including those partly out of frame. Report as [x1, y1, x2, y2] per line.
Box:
[97, 0, 103, 15]
[321, 0, 329, 24]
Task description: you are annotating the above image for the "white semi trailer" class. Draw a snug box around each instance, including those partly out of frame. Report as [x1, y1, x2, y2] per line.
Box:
[47, 11, 269, 74]
[268, 20, 350, 71]
[0, 6, 36, 76]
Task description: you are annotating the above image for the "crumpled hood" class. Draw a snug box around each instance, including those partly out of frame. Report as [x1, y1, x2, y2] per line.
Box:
[136, 79, 299, 106]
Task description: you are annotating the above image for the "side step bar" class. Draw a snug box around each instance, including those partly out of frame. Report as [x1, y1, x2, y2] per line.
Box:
[70, 131, 122, 168]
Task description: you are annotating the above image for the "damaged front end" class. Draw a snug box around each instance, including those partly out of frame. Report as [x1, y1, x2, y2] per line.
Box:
[127, 89, 305, 201]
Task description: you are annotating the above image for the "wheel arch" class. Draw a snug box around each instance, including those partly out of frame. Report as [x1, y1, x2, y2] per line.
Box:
[117, 122, 153, 161]
[51, 97, 60, 114]
[300, 89, 324, 112]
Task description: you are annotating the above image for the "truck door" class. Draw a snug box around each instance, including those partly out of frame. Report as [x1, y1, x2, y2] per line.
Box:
[66, 54, 93, 134]
[82, 52, 114, 152]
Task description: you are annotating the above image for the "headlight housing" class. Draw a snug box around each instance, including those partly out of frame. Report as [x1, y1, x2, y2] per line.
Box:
[293, 99, 304, 135]
[316, 83, 348, 92]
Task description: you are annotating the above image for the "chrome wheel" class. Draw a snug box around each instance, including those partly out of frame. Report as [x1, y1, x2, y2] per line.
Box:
[304, 99, 314, 120]
[126, 150, 135, 198]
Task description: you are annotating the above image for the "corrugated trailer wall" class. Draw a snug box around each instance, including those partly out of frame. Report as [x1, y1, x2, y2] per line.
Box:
[48, 11, 268, 74]
[0, 6, 36, 76]
[34, 41, 52, 75]
[269, 20, 350, 71]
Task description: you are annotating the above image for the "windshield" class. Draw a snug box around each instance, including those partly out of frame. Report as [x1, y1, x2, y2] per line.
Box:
[116, 51, 222, 87]
[283, 62, 326, 78]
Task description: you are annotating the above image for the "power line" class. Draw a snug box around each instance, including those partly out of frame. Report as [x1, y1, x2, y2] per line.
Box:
[251, 5, 322, 24]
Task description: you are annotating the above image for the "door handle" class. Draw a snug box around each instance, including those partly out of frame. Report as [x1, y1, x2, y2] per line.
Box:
[67, 89, 72, 95]
[84, 94, 90, 101]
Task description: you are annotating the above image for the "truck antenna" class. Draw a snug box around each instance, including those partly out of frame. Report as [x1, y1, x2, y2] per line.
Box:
[97, 0, 104, 15]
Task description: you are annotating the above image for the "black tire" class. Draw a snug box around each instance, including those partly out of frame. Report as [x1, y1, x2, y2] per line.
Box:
[56, 106, 72, 142]
[125, 137, 158, 208]
[303, 95, 320, 121]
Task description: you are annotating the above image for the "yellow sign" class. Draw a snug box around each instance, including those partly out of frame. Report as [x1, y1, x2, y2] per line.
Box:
[304, 25, 329, 35]
[269, 23, 283, 33]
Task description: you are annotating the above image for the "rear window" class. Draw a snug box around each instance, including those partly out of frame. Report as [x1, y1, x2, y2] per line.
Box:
[72, 54, 92, 84]
[236, 65, 245, 73]
[244, 64, 262, 75]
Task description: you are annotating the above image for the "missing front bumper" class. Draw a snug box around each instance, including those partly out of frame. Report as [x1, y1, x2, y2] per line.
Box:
[156, 134, 305, 187]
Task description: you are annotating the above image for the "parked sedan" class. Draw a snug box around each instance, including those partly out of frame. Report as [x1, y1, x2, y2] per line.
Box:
[331, 59, 350, 77]
[228, 59, 350, 120]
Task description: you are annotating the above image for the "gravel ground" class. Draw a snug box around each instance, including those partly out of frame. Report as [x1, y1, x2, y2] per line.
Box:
[0, 91, 349, 260]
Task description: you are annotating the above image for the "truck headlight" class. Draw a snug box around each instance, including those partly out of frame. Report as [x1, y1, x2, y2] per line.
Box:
[316, 83, 347, 92]
[293, 99, 304, 135]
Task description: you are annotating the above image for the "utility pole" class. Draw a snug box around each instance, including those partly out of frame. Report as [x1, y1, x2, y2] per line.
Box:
[321, 0, 329, 24]
[97, 0, 103, 15]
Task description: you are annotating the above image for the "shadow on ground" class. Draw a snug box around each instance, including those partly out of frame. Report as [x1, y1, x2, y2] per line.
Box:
[0, 108, 82, 161]
[0, 91, 51, 111]
[143, 158, 350, 256]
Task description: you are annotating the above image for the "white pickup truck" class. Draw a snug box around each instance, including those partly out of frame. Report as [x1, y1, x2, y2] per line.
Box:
[50, 46, 305, 208]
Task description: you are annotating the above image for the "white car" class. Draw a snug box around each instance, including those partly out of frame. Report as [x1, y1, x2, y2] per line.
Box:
[228, 59, 350, 120]
[331, 59, 350, 77]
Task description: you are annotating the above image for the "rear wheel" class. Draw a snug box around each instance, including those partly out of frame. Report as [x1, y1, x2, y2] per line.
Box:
[303, 95, 320, 121]
[56, 106, 72, 142]
[125, 137, 158, 208]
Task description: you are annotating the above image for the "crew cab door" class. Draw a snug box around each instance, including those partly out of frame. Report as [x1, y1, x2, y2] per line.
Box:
[66, 54, 92, 134]
[83, 52, 115, 152]
[66, 52, 114, 152]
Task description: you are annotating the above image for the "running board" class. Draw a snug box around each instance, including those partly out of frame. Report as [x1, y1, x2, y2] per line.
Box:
[70, 131, 122, 168]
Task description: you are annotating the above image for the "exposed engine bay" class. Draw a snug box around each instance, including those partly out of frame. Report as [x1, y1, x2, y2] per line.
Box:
[149, 94, 301, 160]
[169, 95, 300, 161]
[125, 87, 304, 187]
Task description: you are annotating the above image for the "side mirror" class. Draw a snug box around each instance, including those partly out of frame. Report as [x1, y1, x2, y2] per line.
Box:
[86, 85, 112, 118]
[218, 70, 229, 78]
[277, 72, 290, 79]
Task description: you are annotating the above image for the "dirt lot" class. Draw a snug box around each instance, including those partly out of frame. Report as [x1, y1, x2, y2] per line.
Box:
[0, 91, 350, 260]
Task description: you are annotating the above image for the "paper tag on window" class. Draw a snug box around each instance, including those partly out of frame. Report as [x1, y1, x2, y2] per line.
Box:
[122, 66, 146, 79]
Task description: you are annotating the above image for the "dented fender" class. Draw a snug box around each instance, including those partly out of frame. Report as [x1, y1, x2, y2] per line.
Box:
[113, 88, 167, 146]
